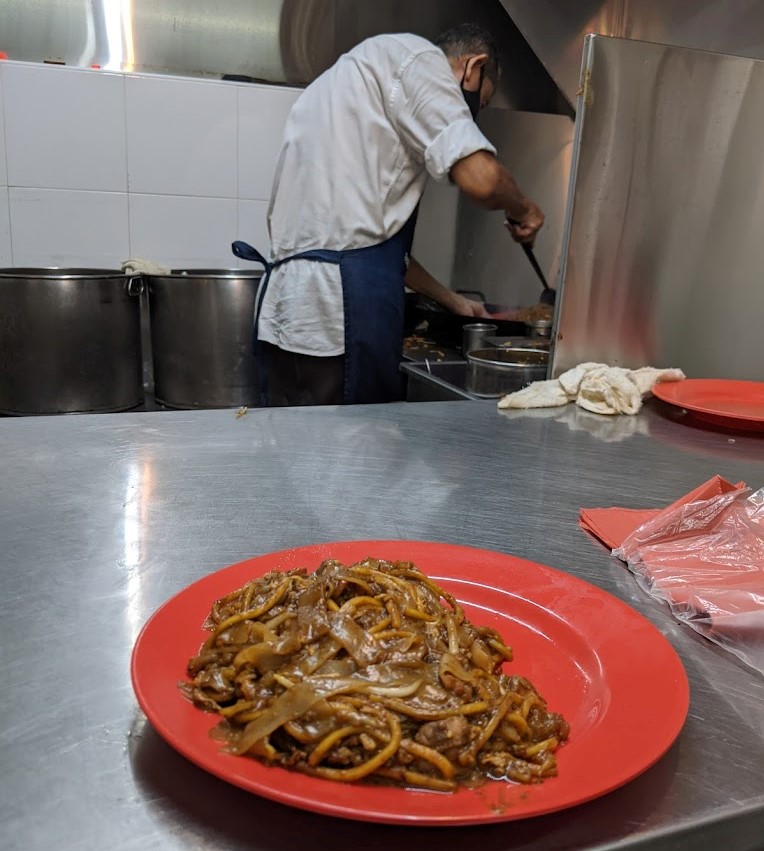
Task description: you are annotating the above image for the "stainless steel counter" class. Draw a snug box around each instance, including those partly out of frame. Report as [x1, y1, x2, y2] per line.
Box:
[2, 399, 764, 851]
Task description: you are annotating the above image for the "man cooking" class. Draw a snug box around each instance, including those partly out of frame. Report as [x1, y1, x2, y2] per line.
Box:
[233, 23, 545, 406]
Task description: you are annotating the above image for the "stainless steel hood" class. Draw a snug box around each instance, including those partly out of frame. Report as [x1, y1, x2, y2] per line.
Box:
[500, 0, 764, 107]
[0, 0, 570, 113]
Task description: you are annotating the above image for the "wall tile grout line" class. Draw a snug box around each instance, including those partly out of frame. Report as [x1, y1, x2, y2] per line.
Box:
[234, 85, 240, 269]
[1, 62, 296, 268]
[122, 73, 132, 262]
[1, 65, 15, 265]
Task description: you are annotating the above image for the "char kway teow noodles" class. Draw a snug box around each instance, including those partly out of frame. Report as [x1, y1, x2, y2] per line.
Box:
[180, 558, 569, 792]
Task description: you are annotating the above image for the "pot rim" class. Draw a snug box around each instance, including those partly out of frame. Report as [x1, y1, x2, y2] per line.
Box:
[148, 268, 264, 279]
[466, 348, 549, 368]
[0, 267, 134, 279]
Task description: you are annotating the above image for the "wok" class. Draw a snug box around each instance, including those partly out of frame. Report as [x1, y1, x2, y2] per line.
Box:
[404, 293, 526, 346]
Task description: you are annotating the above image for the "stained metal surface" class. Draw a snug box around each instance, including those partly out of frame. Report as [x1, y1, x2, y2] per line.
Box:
[0, 267, 144, 414]
[0, 0, 569, 112]
[552, 35, 764, 380]
[500, 0, 764, 106]
[146, 270, 263, 410]
[1, 401, 764, 849]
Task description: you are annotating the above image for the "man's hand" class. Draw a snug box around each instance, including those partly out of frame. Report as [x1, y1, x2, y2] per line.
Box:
[405, 257, 492, 318]
[453, 295, 491, 318]
[505, 203, 545, 245]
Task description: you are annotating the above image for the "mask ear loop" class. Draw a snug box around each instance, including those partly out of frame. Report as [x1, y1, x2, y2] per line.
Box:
[461, 60, 486, 103]
[476, 65, 486, 105]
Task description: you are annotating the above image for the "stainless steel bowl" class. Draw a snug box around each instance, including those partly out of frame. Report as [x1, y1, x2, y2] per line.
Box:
[525, 319, 553, 339]
[462, 322, 498, 355]
[465, 348, 549, 398]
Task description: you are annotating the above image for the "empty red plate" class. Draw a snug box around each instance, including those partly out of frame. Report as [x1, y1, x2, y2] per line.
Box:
[653, 378, 764, 431]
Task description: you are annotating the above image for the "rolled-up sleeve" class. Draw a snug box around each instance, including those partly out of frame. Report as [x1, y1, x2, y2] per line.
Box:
[389, 50, 497, 182]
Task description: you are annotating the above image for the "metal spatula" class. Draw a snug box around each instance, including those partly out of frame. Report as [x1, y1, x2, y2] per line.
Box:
[520, 243, 556, 306]
[506, 218, 556, 305]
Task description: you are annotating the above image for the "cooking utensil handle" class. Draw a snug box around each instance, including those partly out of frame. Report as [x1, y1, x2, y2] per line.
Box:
[505, 218, 552, 292]
[521, 244, 552, 292]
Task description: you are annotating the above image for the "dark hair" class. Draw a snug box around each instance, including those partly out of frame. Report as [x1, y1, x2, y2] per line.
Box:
[434, 23, 500, 85]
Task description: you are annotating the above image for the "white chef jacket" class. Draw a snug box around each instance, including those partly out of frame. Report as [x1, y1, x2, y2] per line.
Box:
[258, 33, 497, 356]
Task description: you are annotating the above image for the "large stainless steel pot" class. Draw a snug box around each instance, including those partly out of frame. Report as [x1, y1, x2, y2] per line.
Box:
[146, 269, 263, 409]
[0, 268, 144, 415]
[465, 348, 549, 398]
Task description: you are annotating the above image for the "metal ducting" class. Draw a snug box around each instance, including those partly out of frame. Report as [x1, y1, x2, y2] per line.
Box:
[500, 0, 764, 107]
[0, 0, 570, 113]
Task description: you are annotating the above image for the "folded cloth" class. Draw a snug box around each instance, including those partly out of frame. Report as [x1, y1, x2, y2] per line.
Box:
[121, 257, 171, 275]
[581, 475, 764, 674]
[498, 362, 685, 414]
[495, 379, 569, 409]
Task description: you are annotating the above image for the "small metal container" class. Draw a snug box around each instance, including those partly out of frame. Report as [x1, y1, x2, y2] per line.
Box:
[462, 323, 498, 355]
[526, 319, 553, 339]
[465, 348, 548, 398]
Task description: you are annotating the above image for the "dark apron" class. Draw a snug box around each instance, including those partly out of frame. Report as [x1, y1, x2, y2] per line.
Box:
[232, 211, 417, 405]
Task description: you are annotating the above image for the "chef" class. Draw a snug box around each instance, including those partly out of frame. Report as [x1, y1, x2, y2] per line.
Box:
[233, 23, 545, 406]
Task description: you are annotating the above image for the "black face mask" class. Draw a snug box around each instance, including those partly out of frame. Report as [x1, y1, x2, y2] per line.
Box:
[461, 65, 485, 121]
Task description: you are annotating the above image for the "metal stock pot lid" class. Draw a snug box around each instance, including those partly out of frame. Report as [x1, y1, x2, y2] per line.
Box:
[0, 267, 132, 279]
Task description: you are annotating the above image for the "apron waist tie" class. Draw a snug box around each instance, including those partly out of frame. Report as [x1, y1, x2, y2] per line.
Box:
[232, 240, 343, 350]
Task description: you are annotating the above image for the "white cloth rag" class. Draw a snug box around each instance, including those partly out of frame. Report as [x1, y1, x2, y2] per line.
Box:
[121, 257, 171, 276]
[498, 363, 686, 415]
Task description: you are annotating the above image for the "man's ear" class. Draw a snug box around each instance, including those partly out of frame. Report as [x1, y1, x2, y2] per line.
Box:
[464, 53, 489, 87]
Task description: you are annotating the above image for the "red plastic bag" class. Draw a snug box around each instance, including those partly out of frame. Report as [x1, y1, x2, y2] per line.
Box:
[612, 483, 764, 674]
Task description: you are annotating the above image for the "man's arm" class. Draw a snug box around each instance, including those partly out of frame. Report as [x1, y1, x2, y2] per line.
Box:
[405, 257, 490, 318]
[450, 151, 544, 244]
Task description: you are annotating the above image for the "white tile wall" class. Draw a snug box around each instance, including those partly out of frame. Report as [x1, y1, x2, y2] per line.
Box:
[0, 188, 12, 266]
[9, 187, 129, 267]
[126, 75, 237, 198]
[0, 70, 7, 186]
[129, 193, 238, 268]
[236, 199, 271, 264]
[238, 85, 300, 200]
[3, 64, 127, 192]
[0, 61, 301, 268]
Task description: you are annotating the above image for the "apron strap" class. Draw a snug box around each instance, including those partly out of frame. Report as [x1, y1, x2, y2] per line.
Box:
[232, 241, 344, 362]
[233, 241, 344, 270]
[232, 240, 272, 269]
[273, 248, 342, 268]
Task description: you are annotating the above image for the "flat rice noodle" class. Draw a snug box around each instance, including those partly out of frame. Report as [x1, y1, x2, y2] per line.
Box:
[271, 619, 303, 655]
[297, 584, 331, 642]
[328, 611, 381, 666]
[355, 661, 425, 683]
[349, 661, 426, 697]
[313, 657, 356, 677]
[439, 651, 479, 684]
[469, 640, 494, 673]
[229, 678, 359, 755]
[281, 637, 342, 679]
[233, 642, 287, 673]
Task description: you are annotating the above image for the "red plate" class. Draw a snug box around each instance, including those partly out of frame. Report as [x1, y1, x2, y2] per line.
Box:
[653, 378, 764, 432]
[131, 541, 689, 826]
